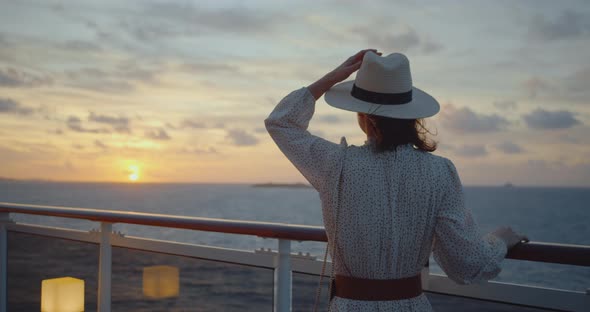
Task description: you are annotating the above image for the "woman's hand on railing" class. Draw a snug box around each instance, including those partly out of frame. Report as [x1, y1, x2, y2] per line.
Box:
[307, 49, 382, 100]
[492, 226, 529, 249]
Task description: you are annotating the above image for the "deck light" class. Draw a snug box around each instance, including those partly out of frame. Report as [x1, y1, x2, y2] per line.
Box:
[143, 265, 179, 299]
[41, 277, 85, 312]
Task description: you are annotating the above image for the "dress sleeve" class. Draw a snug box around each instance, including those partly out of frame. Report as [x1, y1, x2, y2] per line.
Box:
[264, 87, 345, 191]
[432, 159, 508, 285]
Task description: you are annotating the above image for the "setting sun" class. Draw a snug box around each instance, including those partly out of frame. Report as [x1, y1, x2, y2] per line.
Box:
[128, 165, 140, 182]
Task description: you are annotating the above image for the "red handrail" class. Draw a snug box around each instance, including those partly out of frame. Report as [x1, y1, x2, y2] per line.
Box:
[1, 202, 589, 267]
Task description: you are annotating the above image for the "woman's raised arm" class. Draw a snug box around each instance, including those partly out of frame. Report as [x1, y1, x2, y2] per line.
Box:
[264, 50, 380, 191]
[307, 49, 381, 100]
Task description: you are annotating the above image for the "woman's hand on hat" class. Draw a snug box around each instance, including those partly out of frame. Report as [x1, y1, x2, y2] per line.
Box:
[308, 49, 382, 100]
[491, 226, 529, 249]
[329, 49, 382, 84]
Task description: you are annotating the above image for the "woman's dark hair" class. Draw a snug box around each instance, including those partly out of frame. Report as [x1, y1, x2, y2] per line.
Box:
[364, 114, 437, 153]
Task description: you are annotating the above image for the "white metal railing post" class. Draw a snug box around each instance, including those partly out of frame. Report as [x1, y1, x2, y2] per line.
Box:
[274, 239, 292, 312]
[0, 213, 9, 312]
[421, 260, 430, 290]
[98, 222, 112, 312]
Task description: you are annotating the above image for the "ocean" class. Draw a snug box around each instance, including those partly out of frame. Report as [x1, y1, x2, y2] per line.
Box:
[2, 181, 589, 310]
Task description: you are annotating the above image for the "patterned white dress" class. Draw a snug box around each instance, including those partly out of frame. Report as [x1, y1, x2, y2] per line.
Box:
[265, 88, 508, 311]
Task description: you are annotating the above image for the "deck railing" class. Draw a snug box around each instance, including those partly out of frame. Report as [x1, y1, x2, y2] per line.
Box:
[1, 202, 589, 311]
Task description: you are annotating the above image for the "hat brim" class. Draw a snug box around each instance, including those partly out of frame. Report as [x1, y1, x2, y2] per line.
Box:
[324, 81, 440, 119]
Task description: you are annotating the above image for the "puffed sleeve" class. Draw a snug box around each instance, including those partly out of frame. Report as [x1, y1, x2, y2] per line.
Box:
[265, 87, 345, 192]
[432, 159, 508, 285]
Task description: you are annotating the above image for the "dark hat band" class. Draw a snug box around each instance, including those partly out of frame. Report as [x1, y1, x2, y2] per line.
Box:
[351, 84, 412, 105]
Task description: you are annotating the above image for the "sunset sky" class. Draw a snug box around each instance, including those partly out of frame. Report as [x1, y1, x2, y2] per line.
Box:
[1, 0, 589, 186]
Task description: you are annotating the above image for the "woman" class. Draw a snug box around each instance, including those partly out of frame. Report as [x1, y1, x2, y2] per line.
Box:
[265, 49, 527, 311]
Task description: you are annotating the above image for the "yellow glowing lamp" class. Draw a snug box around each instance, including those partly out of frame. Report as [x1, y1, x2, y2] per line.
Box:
[143, 265, 180, 299]
[41, 277, 84, 312]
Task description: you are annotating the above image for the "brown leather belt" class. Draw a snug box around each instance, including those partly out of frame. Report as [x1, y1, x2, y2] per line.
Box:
[331, 274, 422, 301]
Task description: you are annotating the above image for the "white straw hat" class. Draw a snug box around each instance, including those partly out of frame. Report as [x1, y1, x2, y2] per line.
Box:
[324, 52, 439, 119]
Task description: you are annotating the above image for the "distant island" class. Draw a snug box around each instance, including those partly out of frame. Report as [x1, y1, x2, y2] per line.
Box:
[0, 177, 47, 182]
[252, 182, 312, 189]
[503, 182, 515, 188]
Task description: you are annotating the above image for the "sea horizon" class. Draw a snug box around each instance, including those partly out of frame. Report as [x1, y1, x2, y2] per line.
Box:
[1, 177, 589, 189]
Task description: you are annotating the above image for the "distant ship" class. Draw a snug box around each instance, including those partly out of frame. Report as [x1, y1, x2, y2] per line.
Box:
[251, 182, 312, 189]
[503, 182, 514, 188]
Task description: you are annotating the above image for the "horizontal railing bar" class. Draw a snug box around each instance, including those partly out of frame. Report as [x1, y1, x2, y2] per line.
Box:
[6, 222, 100, 244]
[506, 241, 590, 267]
[0, 202, 327, 241]
[2, 202, 590, 267]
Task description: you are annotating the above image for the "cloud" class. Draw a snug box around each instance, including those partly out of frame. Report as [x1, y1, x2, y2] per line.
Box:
[115, 62, 159, 84]
[88, 112, 131, 133]
[48, 128, 63, 135]
[145, 128, 171, 140]
[0, 98, 34, 115]
[183, 146, 219, 155]
[118, 3, 289, 42]
[180, 119, 206, 129]
[0, 67, 52, 88]
[59, 40, 102, 52]
[63, 64, 159, 94]
[493, 141, 524, 154]
[65, 67, 103, 79]
[522, 109, 581, 130]
[176, 119, 225, 130]
[67, 115, 81, 123]
[145, 3, 286, 34]
[94, 139, 108, 149]
[66, 115, 110, 133]
[180, 62, 240, 74]
[559, 134, 580, 144]
[350, 26, 443, 54]
[317, 114, 342, 124]
[454, 144, 488, 157]
[522, 77, 553, 99]
[226, 129, 259, 146]
[493, 100, 517, 111]
[119, 20, 180, 42]
[66, 79, 135, 94]
[439, 104, 510, 133]
[529, 10, 590, 41]
[563, 67, 590, 94]
[522, 68, 590, 102]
